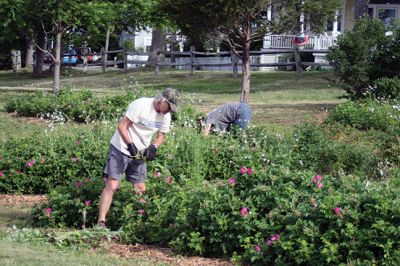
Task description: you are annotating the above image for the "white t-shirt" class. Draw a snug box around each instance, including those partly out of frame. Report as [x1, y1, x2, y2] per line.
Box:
[110, 97, 171, 155]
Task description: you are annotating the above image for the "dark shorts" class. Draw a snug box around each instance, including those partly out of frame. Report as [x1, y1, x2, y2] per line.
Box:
[103, 145, 147, 184]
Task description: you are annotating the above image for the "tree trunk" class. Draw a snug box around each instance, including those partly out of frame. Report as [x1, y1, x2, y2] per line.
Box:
[240, 24, 251, 103]
[33, 28, 45, 77]
[25, 37, 34, 69]
[355, 0, 369, 19]
[105, 28, 110, 61]
[53, 22, 62, 95]
[148, 28, 166, 63]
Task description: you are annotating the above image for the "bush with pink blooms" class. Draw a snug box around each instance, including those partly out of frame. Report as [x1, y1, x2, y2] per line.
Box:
[2, 105, 398, 264]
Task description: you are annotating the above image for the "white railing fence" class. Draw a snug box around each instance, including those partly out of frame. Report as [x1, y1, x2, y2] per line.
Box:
[263, 34, 337, 50]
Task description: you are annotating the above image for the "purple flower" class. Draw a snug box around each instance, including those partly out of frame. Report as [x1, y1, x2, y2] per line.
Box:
[84, 200, 91, 206]
[74, 181, 83, 187]
[240, 207, 249, 217]
[254, 245, 261, 252]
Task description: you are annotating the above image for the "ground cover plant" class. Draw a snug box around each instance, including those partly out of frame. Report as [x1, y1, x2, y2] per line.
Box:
[1, 70, 399, 265]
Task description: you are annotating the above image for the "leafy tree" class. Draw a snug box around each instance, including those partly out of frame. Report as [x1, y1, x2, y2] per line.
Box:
[161, 0, 341, 103]
[326, 18, 400, 99]
[0, 0, 35, 67]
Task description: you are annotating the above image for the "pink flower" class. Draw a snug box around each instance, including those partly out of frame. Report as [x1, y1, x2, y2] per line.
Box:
[138, 198, 145, 203]
[16, 170, 21, 174]
[154, 171, 161, 177]
[0, 171, 3, 177]
[165, 176, 173, 184]
[84, 200, 91, 206]
[254, 245, 261, 252]
[312, 175, 322, 183]
[240, 166, 247, 174]
[76, 141, 81, 145]
[74, 181, 83, 187]
[138, 209, 145, 215]
[228, 177, 236, 186]
[240, 207, 249, 217]
[247, 168, 253, 175]
[270, 234, 280, 241]
[266, 240, 273, 246]
[333, 207, 341, 216]
[44, 208, 52, 218]
[71, 157, 79, 162]
[316, 182, 324, 189]
[26, 160, 36, 167]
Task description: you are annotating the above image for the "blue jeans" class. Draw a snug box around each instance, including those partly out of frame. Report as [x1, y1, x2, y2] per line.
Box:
[233, 103, 252, 129]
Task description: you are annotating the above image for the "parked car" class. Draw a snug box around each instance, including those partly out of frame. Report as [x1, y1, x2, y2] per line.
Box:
[63, 48, 78, 65]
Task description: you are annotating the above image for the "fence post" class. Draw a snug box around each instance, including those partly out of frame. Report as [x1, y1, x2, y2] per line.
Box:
[231, 50, 239, 78]
[114, 57, 117, 68]
[11, 50, 21, 73]
[294, 46, 303, 79]
[155, 49, 160, 75]
[190, 45, 195, 76]
[123, 48, 127, 73]
[101, 47, 106, 73]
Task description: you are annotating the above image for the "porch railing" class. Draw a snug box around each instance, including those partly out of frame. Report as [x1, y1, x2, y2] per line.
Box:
[263, 34, 337, 50]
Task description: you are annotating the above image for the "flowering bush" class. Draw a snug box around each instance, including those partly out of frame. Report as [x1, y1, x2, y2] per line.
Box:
[2, 95, 398, 264]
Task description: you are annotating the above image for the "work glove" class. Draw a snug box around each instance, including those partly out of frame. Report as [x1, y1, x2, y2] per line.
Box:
[144, 144, 157, 161]
[127, 143, 138, 157]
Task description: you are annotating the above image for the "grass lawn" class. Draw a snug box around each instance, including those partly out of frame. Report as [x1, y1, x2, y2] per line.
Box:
[0, 68, 346, 137]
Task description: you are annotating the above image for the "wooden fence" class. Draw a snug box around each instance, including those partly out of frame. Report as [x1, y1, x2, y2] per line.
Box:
[14, 46, 331, 78]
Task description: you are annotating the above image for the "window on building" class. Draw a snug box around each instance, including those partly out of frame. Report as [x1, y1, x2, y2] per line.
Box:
[378, 8, 397, 25]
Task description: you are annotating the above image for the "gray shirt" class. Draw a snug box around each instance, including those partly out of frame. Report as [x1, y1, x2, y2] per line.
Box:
[205, 103, 241, 132]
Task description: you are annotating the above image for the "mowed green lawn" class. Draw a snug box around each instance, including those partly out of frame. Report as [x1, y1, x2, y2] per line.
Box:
[0, 69, 346, 137]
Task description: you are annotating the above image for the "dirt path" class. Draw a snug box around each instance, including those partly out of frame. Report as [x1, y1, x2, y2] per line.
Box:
[0, 194, 234, 266]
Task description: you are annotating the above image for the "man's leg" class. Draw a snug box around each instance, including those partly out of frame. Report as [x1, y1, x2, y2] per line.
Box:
[98, 177, 120, 224]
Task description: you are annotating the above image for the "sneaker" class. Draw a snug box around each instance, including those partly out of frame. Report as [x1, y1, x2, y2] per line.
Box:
[96, 220, 107, 229]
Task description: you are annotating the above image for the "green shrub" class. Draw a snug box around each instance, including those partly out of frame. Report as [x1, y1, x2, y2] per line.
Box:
[367, 77, 400, 100]
[0, 125, 112, 193]
[326, 18, 400, 99]
[4, 88, 143, 123]
[293, 124, 378, 177]
[324, 99, 400, 134]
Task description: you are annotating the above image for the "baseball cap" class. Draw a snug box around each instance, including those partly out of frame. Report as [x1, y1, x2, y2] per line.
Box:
[161, 87, 180, 112]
